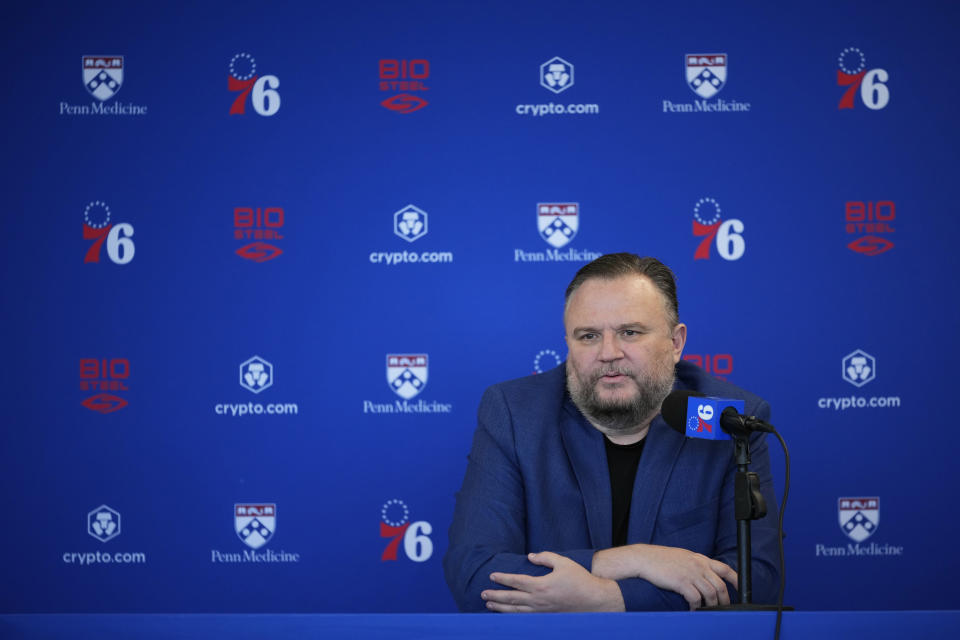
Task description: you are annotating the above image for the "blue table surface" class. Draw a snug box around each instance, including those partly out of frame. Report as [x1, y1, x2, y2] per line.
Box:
[1, 611, 958, 640]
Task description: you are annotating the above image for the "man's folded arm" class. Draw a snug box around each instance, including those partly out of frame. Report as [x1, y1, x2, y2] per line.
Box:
[447, 388, 701, 611]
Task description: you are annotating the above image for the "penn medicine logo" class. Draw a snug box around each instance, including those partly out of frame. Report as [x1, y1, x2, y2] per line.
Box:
[60, 55, 147, 116]
[363, 354, 452, 414]
[663, 53, 749, 114]
[538, 203, 578, 248]
[83, 56, 123, 101]
[211, 504, 300, 563]
[235, 503, 275, 549]
[838, 497, 879, 542]
[686, 53, 726, 98]
[387, 354, 428, 399]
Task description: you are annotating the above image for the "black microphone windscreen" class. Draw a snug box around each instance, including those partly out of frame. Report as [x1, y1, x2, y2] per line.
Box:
[661, 389, 706, 433]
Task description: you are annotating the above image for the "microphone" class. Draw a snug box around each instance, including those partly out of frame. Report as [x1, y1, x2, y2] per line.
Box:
[661, 390, 774, 440]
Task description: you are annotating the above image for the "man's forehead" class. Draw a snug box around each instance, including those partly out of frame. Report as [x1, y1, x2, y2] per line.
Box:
[564, 275, 670, 322]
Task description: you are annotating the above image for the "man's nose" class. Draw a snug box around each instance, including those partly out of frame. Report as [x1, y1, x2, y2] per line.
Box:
[598, 332, 624, 361]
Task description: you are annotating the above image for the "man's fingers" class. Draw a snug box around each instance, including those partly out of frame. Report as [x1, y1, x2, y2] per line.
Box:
[485, 601, 534, 613]
[681, 586, 701, 611]
[527, 551, 561, 569]
[482, 588, 531, 606]
[710, 559, 738, 586]
[490, 572, 536, 591]
[694, 577, 720, 607]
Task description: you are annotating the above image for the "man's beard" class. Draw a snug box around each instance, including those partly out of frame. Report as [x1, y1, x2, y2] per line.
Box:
[567, 359, 675, 434]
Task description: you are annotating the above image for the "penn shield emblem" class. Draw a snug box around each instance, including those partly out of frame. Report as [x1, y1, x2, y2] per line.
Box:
[537, 203, 579, 248]
[838, 497, 879, 542]
[235, 503, 276, 549]
[685, 53, 726, 99]
[386, 354, 428, 400]
[83, 56, 124, 101]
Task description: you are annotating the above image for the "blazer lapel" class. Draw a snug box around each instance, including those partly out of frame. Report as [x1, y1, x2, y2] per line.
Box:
[559, 399, 611, 549]
[628, 417, 684, 543]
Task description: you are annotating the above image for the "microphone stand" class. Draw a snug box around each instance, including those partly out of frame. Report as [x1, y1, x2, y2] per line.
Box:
[701, 430, 785, 611]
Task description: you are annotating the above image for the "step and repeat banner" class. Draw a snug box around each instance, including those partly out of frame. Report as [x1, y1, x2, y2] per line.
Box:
[2, 0, 958, 613]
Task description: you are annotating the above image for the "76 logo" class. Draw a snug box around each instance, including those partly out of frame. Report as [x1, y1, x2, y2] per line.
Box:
[83, 201, 135, 264]
[692, 197, 745, 261]
[837, 47, 890, 110]
[380, 499, 433, 563]
[229, 53, 281, 116]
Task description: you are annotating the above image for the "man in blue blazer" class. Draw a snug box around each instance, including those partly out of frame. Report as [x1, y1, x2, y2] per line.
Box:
[444, 254, 779, 612]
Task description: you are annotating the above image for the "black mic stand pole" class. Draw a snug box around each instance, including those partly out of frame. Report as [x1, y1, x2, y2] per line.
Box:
[700, 428, 784, 611]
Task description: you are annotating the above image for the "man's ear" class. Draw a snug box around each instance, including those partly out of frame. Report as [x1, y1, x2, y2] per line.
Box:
[671, 323, 687, 362]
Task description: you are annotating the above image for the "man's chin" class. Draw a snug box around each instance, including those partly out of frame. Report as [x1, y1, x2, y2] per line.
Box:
[592, 381, 637, 400]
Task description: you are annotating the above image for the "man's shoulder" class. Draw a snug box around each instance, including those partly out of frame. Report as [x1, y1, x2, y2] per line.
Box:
[676, 360, 768, 415]
[484, 363, 567, 400]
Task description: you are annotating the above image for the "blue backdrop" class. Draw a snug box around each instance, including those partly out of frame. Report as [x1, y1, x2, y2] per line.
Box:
[2, 0, 958, 613]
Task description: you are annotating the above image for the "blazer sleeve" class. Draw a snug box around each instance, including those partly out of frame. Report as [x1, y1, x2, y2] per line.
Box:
[443, 385, 597, 612]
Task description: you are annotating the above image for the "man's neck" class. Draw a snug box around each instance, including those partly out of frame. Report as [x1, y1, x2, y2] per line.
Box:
[587, 419, 651, 446]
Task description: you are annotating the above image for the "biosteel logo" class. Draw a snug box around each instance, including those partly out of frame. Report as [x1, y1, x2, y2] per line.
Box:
[80, 358, 129, 414]
[380, 59, 429, 113]
[845, 201, 895, 256]
[234, 207, 284, 262]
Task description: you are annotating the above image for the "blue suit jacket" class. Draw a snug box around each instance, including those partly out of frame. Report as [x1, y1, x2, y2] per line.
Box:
[443, 361, 780, 611]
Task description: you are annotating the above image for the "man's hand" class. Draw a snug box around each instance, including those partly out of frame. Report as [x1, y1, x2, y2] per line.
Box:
[592, 544, 737, 610]
[481, 552, 625, 613]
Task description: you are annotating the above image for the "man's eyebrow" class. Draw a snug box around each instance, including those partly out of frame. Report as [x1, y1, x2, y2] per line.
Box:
[572, 322, 649, 334]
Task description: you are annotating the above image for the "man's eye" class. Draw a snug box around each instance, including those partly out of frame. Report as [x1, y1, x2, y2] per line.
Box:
[579, 333, 597, 341]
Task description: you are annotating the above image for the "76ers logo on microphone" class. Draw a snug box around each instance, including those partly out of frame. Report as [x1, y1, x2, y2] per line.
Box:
[837, 48, 890, 110]
[234, 207, 284, 262]
[684, 397, 744, 441]
[228, 53, 281, 116]
[692, 197, 745, 261]
[380, 499, 433, 562]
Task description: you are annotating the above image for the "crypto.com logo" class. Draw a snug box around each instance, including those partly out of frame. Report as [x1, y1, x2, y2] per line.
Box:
[394, 205, 428, 242]
[540, 57, 574, 94]
[837, 47, 889, 110]
[228, 53, 280, 116]
[87, 505, 121, 543]
[842, 349, 876, 387]
[240, 356, 274, 393]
